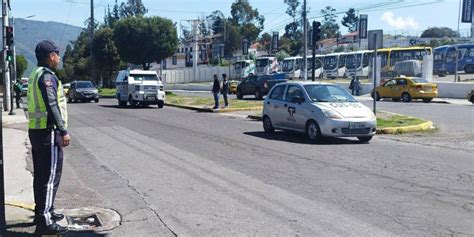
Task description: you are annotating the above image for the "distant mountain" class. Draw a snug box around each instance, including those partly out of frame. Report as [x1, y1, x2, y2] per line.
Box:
[13, 18, 83, 77]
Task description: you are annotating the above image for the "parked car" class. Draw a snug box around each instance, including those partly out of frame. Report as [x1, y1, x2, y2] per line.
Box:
[468, 90, 474, 104]
[372, 77, 438, 103]
[68, 81, 100, 103]
[236, 74, 287, 100]
[21, 84, 28, 96]
[262, 81, 376, 143]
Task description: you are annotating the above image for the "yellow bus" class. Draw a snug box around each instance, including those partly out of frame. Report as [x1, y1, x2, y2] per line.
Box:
[376, 46, 432, 78]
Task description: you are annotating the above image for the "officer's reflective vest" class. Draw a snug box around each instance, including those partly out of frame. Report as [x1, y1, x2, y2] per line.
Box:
[27, 67, 68, 129]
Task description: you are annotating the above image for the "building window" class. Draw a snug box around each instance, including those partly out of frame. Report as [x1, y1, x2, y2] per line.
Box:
[190, 47, 193, 52]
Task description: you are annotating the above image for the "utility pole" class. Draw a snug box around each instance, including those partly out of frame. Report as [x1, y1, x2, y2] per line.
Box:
[186, 19, 200, 82]
[1, 0, 9, 231]
[2, 0, 11, 111]
[302, 0, 307, 80]
[8, 16, 15, 115]
[90, 0, 95, 83]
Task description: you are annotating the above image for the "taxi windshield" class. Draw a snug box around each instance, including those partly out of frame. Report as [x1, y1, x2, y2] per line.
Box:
[304, 85, 357, 102]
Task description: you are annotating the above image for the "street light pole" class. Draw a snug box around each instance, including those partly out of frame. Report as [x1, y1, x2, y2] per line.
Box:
[302, 0, 307, 80]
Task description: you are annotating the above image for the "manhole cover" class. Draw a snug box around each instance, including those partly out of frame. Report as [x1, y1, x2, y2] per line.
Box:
[57, 206, 121, 233]
[67, 214, 102, 230]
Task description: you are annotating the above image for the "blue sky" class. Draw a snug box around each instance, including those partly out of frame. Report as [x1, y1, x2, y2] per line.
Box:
[13, 0, 466, 37]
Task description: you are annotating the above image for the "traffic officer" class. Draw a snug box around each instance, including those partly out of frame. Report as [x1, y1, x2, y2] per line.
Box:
[27, 40, 69, 235]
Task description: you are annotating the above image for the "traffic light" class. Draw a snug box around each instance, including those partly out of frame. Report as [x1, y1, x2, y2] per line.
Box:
[5, 26, 14, 46]
[312, 21, 321, 44]
[6, 49, 13, 62]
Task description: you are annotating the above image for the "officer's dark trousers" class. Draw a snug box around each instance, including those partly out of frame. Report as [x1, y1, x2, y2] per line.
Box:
[29, 129, 63, 226]
[15, 93, 21, 108]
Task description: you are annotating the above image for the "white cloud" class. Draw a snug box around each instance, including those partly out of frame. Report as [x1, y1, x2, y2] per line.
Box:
[381, 11, 419, 30]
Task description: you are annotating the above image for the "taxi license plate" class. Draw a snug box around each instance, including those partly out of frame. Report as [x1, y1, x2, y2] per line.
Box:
[349, 122, 365, 129]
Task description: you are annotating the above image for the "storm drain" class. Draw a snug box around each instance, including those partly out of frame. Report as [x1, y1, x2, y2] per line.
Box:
[67, 214, 102, 230]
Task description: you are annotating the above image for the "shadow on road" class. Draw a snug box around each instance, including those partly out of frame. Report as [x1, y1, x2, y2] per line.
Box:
[6, 221, 108, 236]
[98, 105, 157, 110]
[243, 131, 364, 145]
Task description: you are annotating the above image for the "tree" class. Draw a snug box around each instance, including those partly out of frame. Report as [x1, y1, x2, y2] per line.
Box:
[230, 0, 265, 42]
[320, 6, 340, 39]
[62, 30, 92, 83]
[283, 0, 301, 40]
[15, 54, 28, 79]
[341, 8, 358, 33]
[207, 10, 226, 35]
[258, 32, 272, 52]
[421, 27, 459, 38]
[275, 50, 290, 62]
[119, 0, 148, 18]
[114, 16, 178, 69]
[104, 0, 121, 27]
[93, 27, 122, 87]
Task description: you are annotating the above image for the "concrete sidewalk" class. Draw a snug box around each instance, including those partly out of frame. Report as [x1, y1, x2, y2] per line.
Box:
[2, 107, 36, 229]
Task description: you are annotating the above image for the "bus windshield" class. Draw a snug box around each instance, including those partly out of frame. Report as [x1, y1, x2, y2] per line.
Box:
[345, 54, 361, 69]
[256, 59, 269, 67]
[282, 60, 294, 72]
[323, 56, 337, 70]
[235, 61, 246, 70]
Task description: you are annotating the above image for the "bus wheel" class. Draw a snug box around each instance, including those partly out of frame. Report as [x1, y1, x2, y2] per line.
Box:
[465, 65, 474, 74]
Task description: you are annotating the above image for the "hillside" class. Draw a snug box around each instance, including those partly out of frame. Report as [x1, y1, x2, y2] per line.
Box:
[13, 18, 83, 77]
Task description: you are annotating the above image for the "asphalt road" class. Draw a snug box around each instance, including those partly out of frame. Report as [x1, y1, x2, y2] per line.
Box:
[56, 98, 474, 236]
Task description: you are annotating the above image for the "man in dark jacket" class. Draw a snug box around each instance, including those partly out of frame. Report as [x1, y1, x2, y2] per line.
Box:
[221, 74, 229, 108]
[212, 74, 220, 109]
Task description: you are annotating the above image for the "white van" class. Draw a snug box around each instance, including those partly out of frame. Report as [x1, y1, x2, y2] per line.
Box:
[116, 70, 165, 108]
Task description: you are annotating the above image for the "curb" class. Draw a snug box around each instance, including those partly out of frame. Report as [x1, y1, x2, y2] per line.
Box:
[5, 201, 35, 211]
[376, 121, 434, 134]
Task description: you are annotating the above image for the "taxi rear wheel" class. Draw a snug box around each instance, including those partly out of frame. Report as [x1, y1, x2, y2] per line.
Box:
[306, 120, 322, 143]
[402, 93, 411, 102]
[422, 98, 432, 103]
[263, 116, 274, 133]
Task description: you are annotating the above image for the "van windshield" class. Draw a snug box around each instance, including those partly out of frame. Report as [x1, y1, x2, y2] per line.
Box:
[130, 74, 158, 81]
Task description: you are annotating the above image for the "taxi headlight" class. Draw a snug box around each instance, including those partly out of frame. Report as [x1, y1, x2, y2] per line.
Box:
[322, 109, 344, 119]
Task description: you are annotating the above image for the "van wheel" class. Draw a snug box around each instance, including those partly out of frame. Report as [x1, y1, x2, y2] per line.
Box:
[236, 89, 243, 99]
[128, 96, 136, 107]
[358, 136, 373, 143]
[306, 120, 322, 143]
[371, 91, 380, 101]
[402, 93, 411, 102]
[95, 99, 99, 103]
[255, 89, 262, 100]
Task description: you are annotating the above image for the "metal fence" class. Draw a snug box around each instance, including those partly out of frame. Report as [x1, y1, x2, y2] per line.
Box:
[161, 66, 235, 84]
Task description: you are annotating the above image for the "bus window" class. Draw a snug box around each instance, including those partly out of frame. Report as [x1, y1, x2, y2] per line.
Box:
[378, 52, 388, 67]
[363, 53, 371, 67]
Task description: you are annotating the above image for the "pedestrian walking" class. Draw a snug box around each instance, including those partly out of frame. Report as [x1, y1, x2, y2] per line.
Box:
[221, 73, 229, 108]
[212, 74, 220, 109]
[349, 76, 355, 95]
[28, 40, 69, 235]
[354, 77, 361, 96]
[14, 80, 22, 108]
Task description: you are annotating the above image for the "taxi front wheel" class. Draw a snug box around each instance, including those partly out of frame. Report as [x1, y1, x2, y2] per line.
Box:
[263, 116, 275, 133]
[306, 120, 322, 143]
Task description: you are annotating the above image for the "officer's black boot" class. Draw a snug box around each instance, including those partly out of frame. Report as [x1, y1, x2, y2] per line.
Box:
[35, 222, 68, 235]
[33, 211, 65, 224]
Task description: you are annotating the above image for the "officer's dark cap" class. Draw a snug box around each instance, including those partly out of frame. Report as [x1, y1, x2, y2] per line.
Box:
[35, 40, 59, 61]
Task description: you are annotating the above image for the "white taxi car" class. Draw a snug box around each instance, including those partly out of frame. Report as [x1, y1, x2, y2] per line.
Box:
[262, 82, 377, 143]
